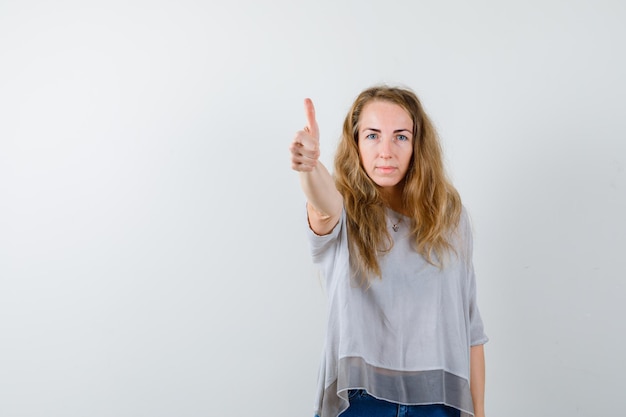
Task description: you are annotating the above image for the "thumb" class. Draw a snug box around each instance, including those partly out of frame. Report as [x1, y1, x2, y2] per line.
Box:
[304, 98, 319, 139]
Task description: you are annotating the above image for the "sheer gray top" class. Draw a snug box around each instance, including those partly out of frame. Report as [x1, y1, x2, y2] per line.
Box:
[307, 207, 488, 417]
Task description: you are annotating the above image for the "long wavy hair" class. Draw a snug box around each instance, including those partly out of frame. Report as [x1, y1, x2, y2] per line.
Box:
[334, 85, 462, 278]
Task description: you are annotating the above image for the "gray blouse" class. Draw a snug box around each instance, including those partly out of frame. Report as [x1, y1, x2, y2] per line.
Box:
[307, 207, 488, 417]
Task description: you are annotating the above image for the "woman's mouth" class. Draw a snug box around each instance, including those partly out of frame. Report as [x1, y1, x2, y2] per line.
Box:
[376, 166, 397, 174]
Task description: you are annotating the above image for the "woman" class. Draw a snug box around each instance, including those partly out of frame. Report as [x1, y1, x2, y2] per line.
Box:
[290, 86, 488, 417]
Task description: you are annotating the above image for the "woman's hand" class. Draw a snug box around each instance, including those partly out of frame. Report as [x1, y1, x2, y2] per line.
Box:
[290, 98, 320, 172]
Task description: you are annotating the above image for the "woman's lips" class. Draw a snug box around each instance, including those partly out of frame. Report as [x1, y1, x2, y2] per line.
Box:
[376, 166, 397, 174]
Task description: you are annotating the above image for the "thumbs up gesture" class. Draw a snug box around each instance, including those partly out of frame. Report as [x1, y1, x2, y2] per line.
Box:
[290, 98, 320, 172]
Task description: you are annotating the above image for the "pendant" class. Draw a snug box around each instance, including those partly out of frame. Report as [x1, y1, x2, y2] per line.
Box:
[392, 224, 399, 232]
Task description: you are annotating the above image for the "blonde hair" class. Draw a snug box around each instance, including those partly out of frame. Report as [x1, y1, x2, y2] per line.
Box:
[334, 85, 462, 278]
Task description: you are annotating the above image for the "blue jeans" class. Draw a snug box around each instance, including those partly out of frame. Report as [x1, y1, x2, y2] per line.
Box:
[338, 390, 461, 417]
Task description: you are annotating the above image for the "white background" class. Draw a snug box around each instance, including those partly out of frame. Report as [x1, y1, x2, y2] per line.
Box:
[1, 1, 625, 416]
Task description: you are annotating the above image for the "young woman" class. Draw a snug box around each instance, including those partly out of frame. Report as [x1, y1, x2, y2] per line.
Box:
[289, 86, 488, 417]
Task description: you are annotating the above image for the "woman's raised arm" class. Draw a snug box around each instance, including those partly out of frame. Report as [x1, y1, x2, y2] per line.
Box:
[289, 98, 342, 235]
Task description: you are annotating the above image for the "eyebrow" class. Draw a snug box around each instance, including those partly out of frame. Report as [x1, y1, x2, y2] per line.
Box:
[362, 128, 412, 134]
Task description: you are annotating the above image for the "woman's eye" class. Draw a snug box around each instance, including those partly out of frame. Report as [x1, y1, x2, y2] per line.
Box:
[397, 134, 409, 141]
[366, 133, 378, 140]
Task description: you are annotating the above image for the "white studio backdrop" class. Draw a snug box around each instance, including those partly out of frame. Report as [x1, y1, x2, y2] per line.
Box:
[1, 1, 625, 416]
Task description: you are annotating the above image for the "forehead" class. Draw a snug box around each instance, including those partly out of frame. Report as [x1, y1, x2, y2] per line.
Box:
[359, 100, 413, 128]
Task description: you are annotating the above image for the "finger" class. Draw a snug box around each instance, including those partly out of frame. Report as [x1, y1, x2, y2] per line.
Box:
[291, 156, 317, 172]
[292, 131, 320, 159]
[290, 144, 317, 171]
[304, 98, 319, 138]
[292, 163, 315, 172]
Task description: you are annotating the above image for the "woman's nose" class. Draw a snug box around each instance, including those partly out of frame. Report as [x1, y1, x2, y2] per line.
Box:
[380, 137, 393, 158]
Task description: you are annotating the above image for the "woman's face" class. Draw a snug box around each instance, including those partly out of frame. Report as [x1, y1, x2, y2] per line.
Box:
[358, 100, 414, 192]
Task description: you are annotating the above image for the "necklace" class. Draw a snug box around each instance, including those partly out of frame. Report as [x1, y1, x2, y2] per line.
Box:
[392, 217, 402, 232]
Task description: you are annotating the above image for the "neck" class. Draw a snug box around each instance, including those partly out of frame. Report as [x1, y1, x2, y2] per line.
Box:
[381, 185, 405, 215]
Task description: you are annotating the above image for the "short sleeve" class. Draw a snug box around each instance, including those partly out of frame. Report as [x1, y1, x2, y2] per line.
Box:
[461, 208, 489, 346]
[468, 265, 489, 346]
[307, 208, 346, 265]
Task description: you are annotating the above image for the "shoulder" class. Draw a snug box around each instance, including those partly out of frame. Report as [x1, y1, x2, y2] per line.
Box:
[307, 208, 347, 262]
[308, 206, 345, 237]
